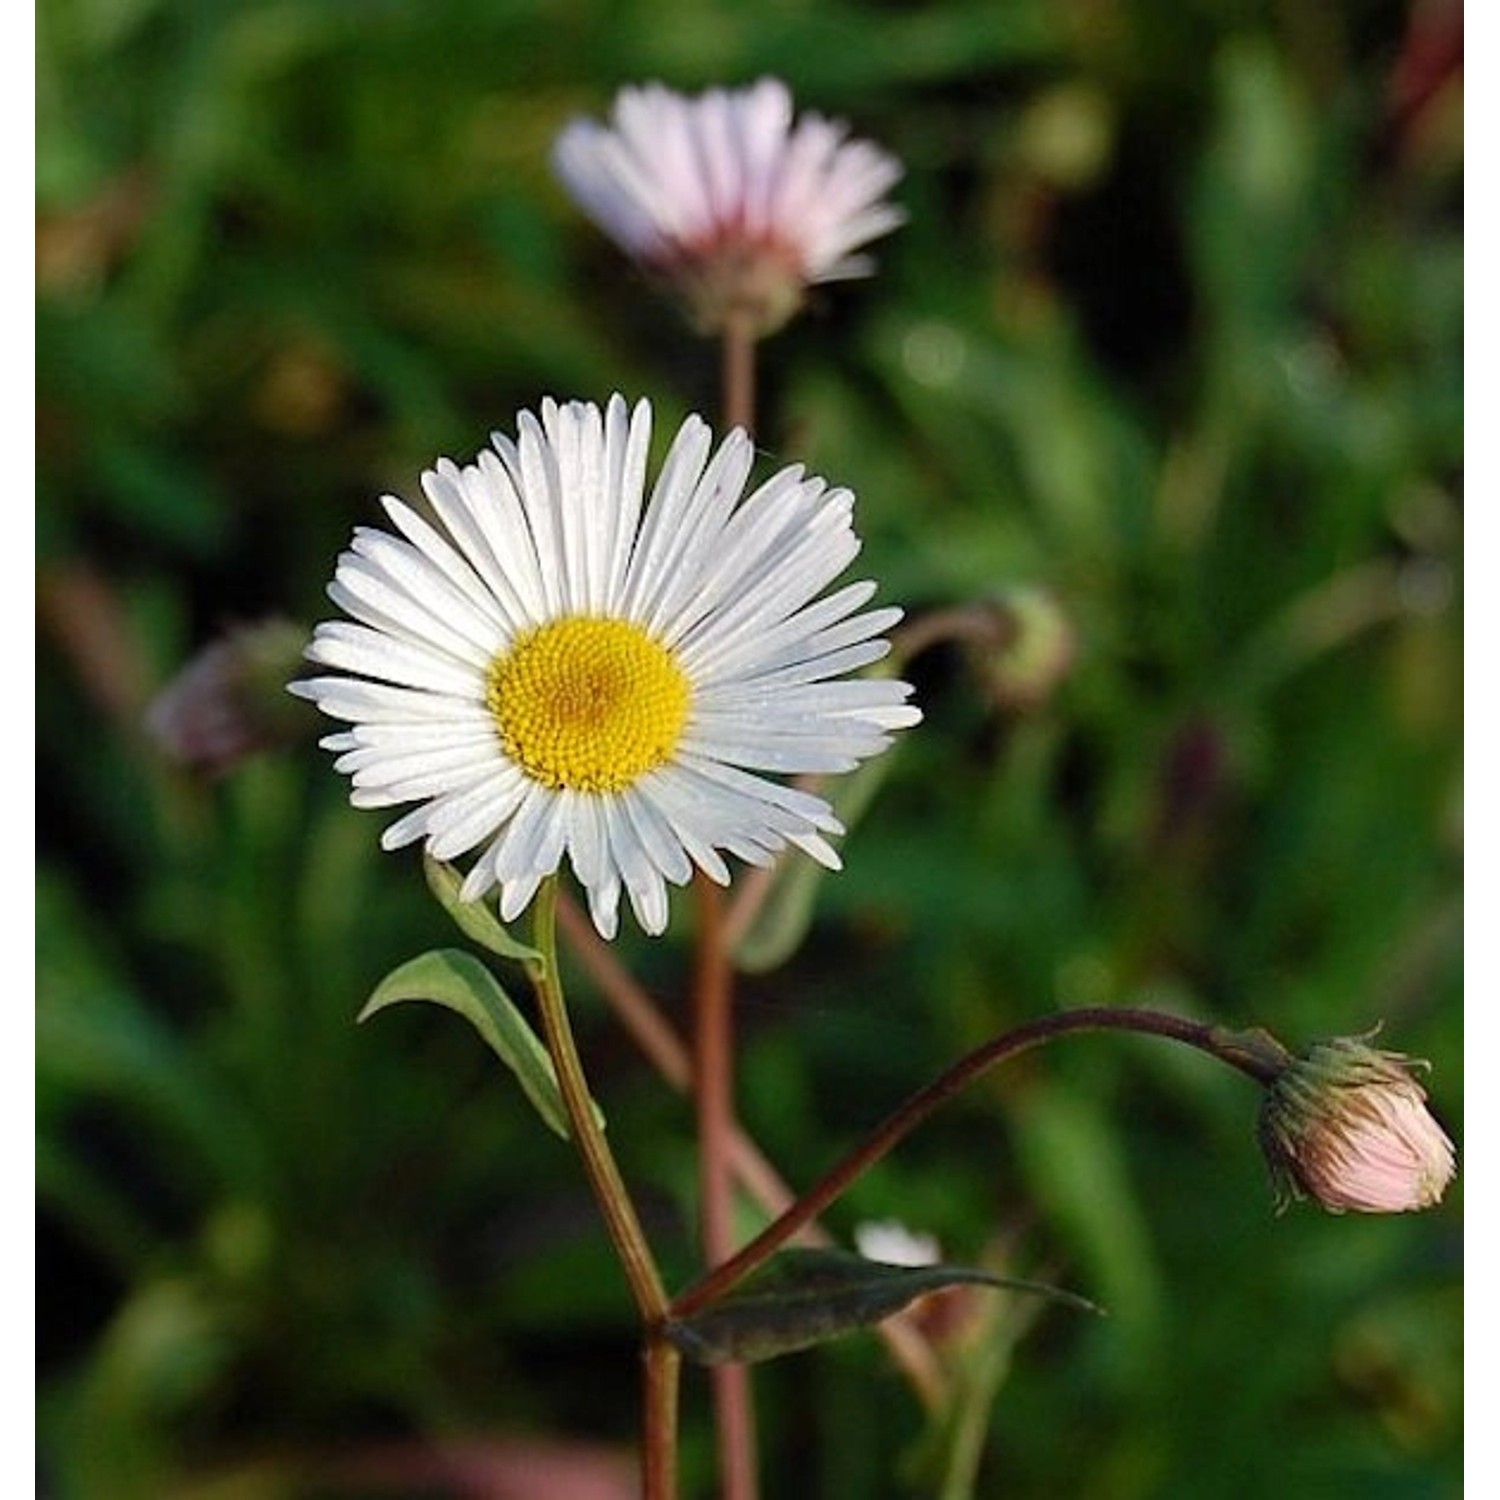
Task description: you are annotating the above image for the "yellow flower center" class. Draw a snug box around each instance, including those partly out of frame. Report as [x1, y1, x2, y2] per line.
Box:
[486, 616, 691, 793]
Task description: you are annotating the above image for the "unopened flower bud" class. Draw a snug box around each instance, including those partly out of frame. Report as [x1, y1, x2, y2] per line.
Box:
[1257, 1034, 1455, 1214]
[146, 618, 315, 776]
[970, 586, 1075, 712]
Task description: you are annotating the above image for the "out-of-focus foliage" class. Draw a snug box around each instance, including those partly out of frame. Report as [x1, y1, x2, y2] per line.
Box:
[38, 0, 1461, 1496]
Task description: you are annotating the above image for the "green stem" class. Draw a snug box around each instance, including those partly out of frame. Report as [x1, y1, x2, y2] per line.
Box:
[527, 876, 668, 1323]
[672, 1008, 1287, 1319]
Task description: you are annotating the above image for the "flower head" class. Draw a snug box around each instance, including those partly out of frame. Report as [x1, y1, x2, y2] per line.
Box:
[292, 396, 919, 939]
[1257, 1033, 1456, 1213]
[552, 78, 904, 336]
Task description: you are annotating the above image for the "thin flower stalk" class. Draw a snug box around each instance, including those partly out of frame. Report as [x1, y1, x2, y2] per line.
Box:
[526, 877, 669, 1324]
[694, 308, 764, 1500]
[674, 1009, 1289, 1320]
[528, 878, 678, 1497]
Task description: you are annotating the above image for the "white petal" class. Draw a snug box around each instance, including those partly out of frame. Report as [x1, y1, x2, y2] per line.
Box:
[306, 621, 483, 698]
[586, 871, 622, 941]
[499, 870, 544, 924]
[619, 414, 714, 619]
[564, 792, 609, 890]
[490, 781, 565, 884]
[620, 785, 694, 886]
[551, 79, 901, 285]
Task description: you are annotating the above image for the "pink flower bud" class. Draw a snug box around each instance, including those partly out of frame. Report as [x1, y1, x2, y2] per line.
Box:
[146, 619, 314, 776]
[1257, 1034, 1456, 1214]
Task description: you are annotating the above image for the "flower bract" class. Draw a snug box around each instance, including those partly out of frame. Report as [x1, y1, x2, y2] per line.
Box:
[293, 396, 920, 939]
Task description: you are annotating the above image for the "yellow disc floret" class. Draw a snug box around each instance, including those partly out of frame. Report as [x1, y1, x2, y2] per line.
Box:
[486, 616, 692, 793]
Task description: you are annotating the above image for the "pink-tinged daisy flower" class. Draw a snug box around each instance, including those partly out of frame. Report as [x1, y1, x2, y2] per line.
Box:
[292, 396, 920, 939]
[552, 78, 904, 335]
[1257, 1033, 1456, 1213]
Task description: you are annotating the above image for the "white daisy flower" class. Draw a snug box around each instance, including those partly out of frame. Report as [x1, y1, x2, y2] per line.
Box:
[854, 1219, 941, 1268]
[552, 78, 905, 335]
[292, 395, 920, 940]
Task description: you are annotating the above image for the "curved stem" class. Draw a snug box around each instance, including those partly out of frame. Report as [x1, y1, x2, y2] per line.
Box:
[672, 1008, 1287, 1319]
[527, 877, 668, 1324]
[887, 602, 1017, 669]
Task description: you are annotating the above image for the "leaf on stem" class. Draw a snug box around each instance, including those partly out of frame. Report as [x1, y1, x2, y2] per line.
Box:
[665, 1247, 1099, 1365]
[734, 756, 895, 973]
[424, 855, 544, 966]
[360, 948, 601, 1141]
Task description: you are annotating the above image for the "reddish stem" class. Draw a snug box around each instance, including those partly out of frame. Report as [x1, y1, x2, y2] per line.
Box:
[673, 1008, 1286, 1320]
[642, 1336, 681, 1500]
[697, 312, 761, 1500]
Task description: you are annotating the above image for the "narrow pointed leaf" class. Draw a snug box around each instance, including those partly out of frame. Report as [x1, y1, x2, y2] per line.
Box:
[360, 948, 600, 1141]
[424, 855, 544, 966]
[734, 755, 896, 974]
[665, 1247, 1100, 1365]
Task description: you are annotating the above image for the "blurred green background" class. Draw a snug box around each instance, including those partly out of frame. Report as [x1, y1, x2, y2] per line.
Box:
[37, 0, 1461, 1496]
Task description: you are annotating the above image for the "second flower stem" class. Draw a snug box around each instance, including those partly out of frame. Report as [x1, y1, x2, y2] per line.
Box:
[673, 1006, 1289, 1320]
[695, 310, 762, 1500]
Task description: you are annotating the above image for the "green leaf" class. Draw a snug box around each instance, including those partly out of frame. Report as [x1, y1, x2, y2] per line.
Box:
[423, 855, 543, 966]
[665, 1248, 1099, 1366]
[360, 949, 598, 1141]
[734, 754, 897, 973]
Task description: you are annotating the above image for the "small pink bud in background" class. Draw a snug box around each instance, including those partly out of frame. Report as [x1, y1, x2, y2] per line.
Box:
[1257, 1033, 1456, 1214]
[146, 618, 315, 776]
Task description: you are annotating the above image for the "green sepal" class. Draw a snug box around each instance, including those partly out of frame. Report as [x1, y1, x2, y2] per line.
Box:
[665, 1247, 1099, 1366]
[360, 948, 601, 1141]
[423, 855, 544, 967]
